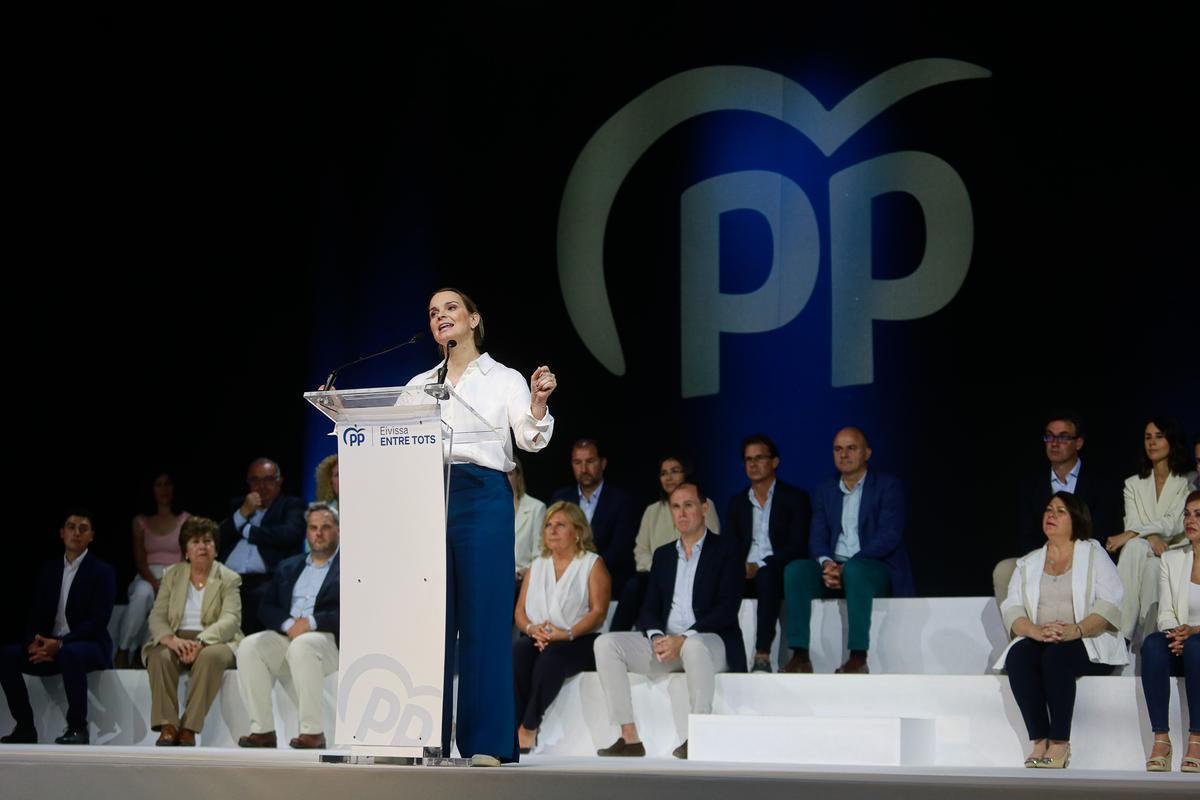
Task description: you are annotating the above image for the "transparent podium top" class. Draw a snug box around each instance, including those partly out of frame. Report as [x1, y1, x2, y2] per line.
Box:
[303, 384, 506, 444]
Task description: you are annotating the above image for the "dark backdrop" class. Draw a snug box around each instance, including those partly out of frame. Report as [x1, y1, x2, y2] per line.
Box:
[12, 6, 1196, 644]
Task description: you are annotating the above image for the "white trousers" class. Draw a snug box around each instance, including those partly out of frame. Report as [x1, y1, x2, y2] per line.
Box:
[118, 565, 166, 651]
[236, 630, 339, 735]
[1116, 536, 1166, 639]
[593, 631, 727, 726]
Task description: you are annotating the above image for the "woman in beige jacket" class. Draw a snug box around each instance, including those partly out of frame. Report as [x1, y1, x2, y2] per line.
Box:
[142, 516, 243, 746]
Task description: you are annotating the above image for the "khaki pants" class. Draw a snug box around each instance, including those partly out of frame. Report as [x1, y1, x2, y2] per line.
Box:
[993, 558, 1019, 609]
[146, 631, 235, 732]
[236, 630, 339, 735]
[593, 631, 727, 726]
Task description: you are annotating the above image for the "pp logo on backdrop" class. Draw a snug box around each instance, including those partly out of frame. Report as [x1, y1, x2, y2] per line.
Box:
[342, 426, 367, 447]
[557, 59, 990, 396]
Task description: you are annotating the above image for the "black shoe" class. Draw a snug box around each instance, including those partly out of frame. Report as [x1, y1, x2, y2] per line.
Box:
[54, 727, 89, 745]
[672, 740, 689, 760]
[1, 726, 37, 744]
[751, 655, 772, 673]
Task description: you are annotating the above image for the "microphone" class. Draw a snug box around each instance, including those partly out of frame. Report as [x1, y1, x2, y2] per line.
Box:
[322, 330, 425, 390]
[429, 340, 457, 400]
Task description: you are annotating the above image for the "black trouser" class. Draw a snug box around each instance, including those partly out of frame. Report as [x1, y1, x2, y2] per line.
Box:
[1005, 638, 1112, 741]
[238, 573, 270, 635]
[743, 559, 785, 653]
[0, 640, 108, 731]
[512, 633, 598, 730]
[610, 573, 649, 632]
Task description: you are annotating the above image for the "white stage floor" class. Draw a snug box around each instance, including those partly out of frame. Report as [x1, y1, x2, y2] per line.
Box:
[1, 746, 1193, 800]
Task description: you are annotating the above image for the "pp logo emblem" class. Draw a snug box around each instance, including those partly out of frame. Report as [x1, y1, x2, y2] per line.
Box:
[342, 426, 367, 447]
[557, 59, 990, 396]
[338, 654, 442, 746]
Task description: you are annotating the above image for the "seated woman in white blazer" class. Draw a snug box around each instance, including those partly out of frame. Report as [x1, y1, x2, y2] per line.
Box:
[1105, 416, 1194, 641]
[1140, 489, 1200, 772]
[996, 491, 1126, 769]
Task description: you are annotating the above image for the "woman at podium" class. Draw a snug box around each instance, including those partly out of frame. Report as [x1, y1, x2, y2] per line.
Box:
[407, 288, 556, 765]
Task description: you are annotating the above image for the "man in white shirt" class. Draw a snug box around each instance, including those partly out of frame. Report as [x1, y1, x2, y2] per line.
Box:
[593, 483, 744, 759]
[1, 510, 116, 744]
[236, 502, 341, 749]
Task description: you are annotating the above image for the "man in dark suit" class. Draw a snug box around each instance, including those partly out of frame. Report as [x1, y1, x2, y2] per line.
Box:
[993, 413, 1117, 604]
[550, 438, 637, 597]
[725, 433, 811, 672]
[236, 501, 340, 750]
[219, 457, 307, 634]
[782, 428, 913, 675]
[594, 482, 744, 760]
[1, 510, 115, 744]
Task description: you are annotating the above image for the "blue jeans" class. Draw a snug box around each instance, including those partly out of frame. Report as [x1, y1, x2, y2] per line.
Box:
[1141, 631, 1200, 733]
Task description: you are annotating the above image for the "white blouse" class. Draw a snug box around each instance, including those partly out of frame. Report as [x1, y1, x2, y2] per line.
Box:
[180, 584, 206, 632]
[406, 352, 553, 473]
[524, 551, 600, 631]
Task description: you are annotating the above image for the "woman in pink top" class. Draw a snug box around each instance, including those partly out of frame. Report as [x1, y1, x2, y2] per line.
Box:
[115, 472, 190, 668]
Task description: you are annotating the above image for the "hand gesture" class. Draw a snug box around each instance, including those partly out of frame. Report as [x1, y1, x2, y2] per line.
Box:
[529, 366, 557, 410]
[287, 617, 312, 640]
[239, 491, 264, 520]
[652, 634, 684, 663]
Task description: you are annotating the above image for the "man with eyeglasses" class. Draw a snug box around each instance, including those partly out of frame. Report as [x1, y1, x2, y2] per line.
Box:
[992, 414, 1117, 607]
[724, 434, 811, 672]
[781, 427, 913, 674]
[219, 458, 307, 634]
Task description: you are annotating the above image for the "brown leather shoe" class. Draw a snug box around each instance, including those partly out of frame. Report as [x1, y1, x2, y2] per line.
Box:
[835, 654, 869, 674]
[289, 733, 327, 749]
[155, 725, 179, 747]
[177, 728, 196, 746]
[237, 731, 278, 748]
[780, 653, 813, 673]
[597, 737, 645, 757]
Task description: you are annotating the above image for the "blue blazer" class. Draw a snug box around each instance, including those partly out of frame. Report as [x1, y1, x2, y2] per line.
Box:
[258, 551, 341, 645]
[724, 479, 812, 567]
[218, 494, 308, 573]
[26, 552, 116, 661]
[810, 471, 914, 597]
[638, 530, 747, 673]
[550, 482, 637, 587]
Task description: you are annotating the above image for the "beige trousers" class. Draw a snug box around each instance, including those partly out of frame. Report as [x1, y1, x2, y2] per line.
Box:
[146, 631, 235, 732]
[593, 631, 727, 726]
[236, 630, 339, 735]
[1116, 536, 1166, 640]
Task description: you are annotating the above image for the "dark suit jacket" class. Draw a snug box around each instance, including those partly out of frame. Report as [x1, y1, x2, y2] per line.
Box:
[724, 479, 812, 567]
[638, 530, 747, 673]
[218, 494, 307, 573]
[26, 552, 116, 662]
[551, 482, 637, 587]
[810, 471, 914, 597]
[258, 551, 341, 645]
[1015, 462, 1117, 557]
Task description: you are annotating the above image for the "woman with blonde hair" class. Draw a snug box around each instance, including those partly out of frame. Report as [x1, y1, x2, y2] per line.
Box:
[513, 501, 611, 754]
[314, 455, 339, 512]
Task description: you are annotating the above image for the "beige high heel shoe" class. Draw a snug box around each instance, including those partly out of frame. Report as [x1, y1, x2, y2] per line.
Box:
[1146, 737, 1172, 772]
[1035, 742, 1070, 769]
[1182, 736, 1200, 773]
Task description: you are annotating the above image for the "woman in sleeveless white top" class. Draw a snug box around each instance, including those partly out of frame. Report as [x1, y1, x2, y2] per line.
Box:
[513, 500, 611, 753]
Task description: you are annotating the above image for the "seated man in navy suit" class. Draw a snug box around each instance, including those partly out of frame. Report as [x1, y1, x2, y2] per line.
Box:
[219, 457, 307, 634]
[782, 428, 913, 674]
[725, 434, 811, 672]
[236, 502, 341, 750]
[551, 438, 637, 608]
[993, 412, 1117, 605]
[1, 509, 116, 744]
[593, 482, 745, 760]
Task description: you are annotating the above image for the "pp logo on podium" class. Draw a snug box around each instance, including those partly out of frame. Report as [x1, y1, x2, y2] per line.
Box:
[342, 426, 367, 447]
[558, 59, 990, 396]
